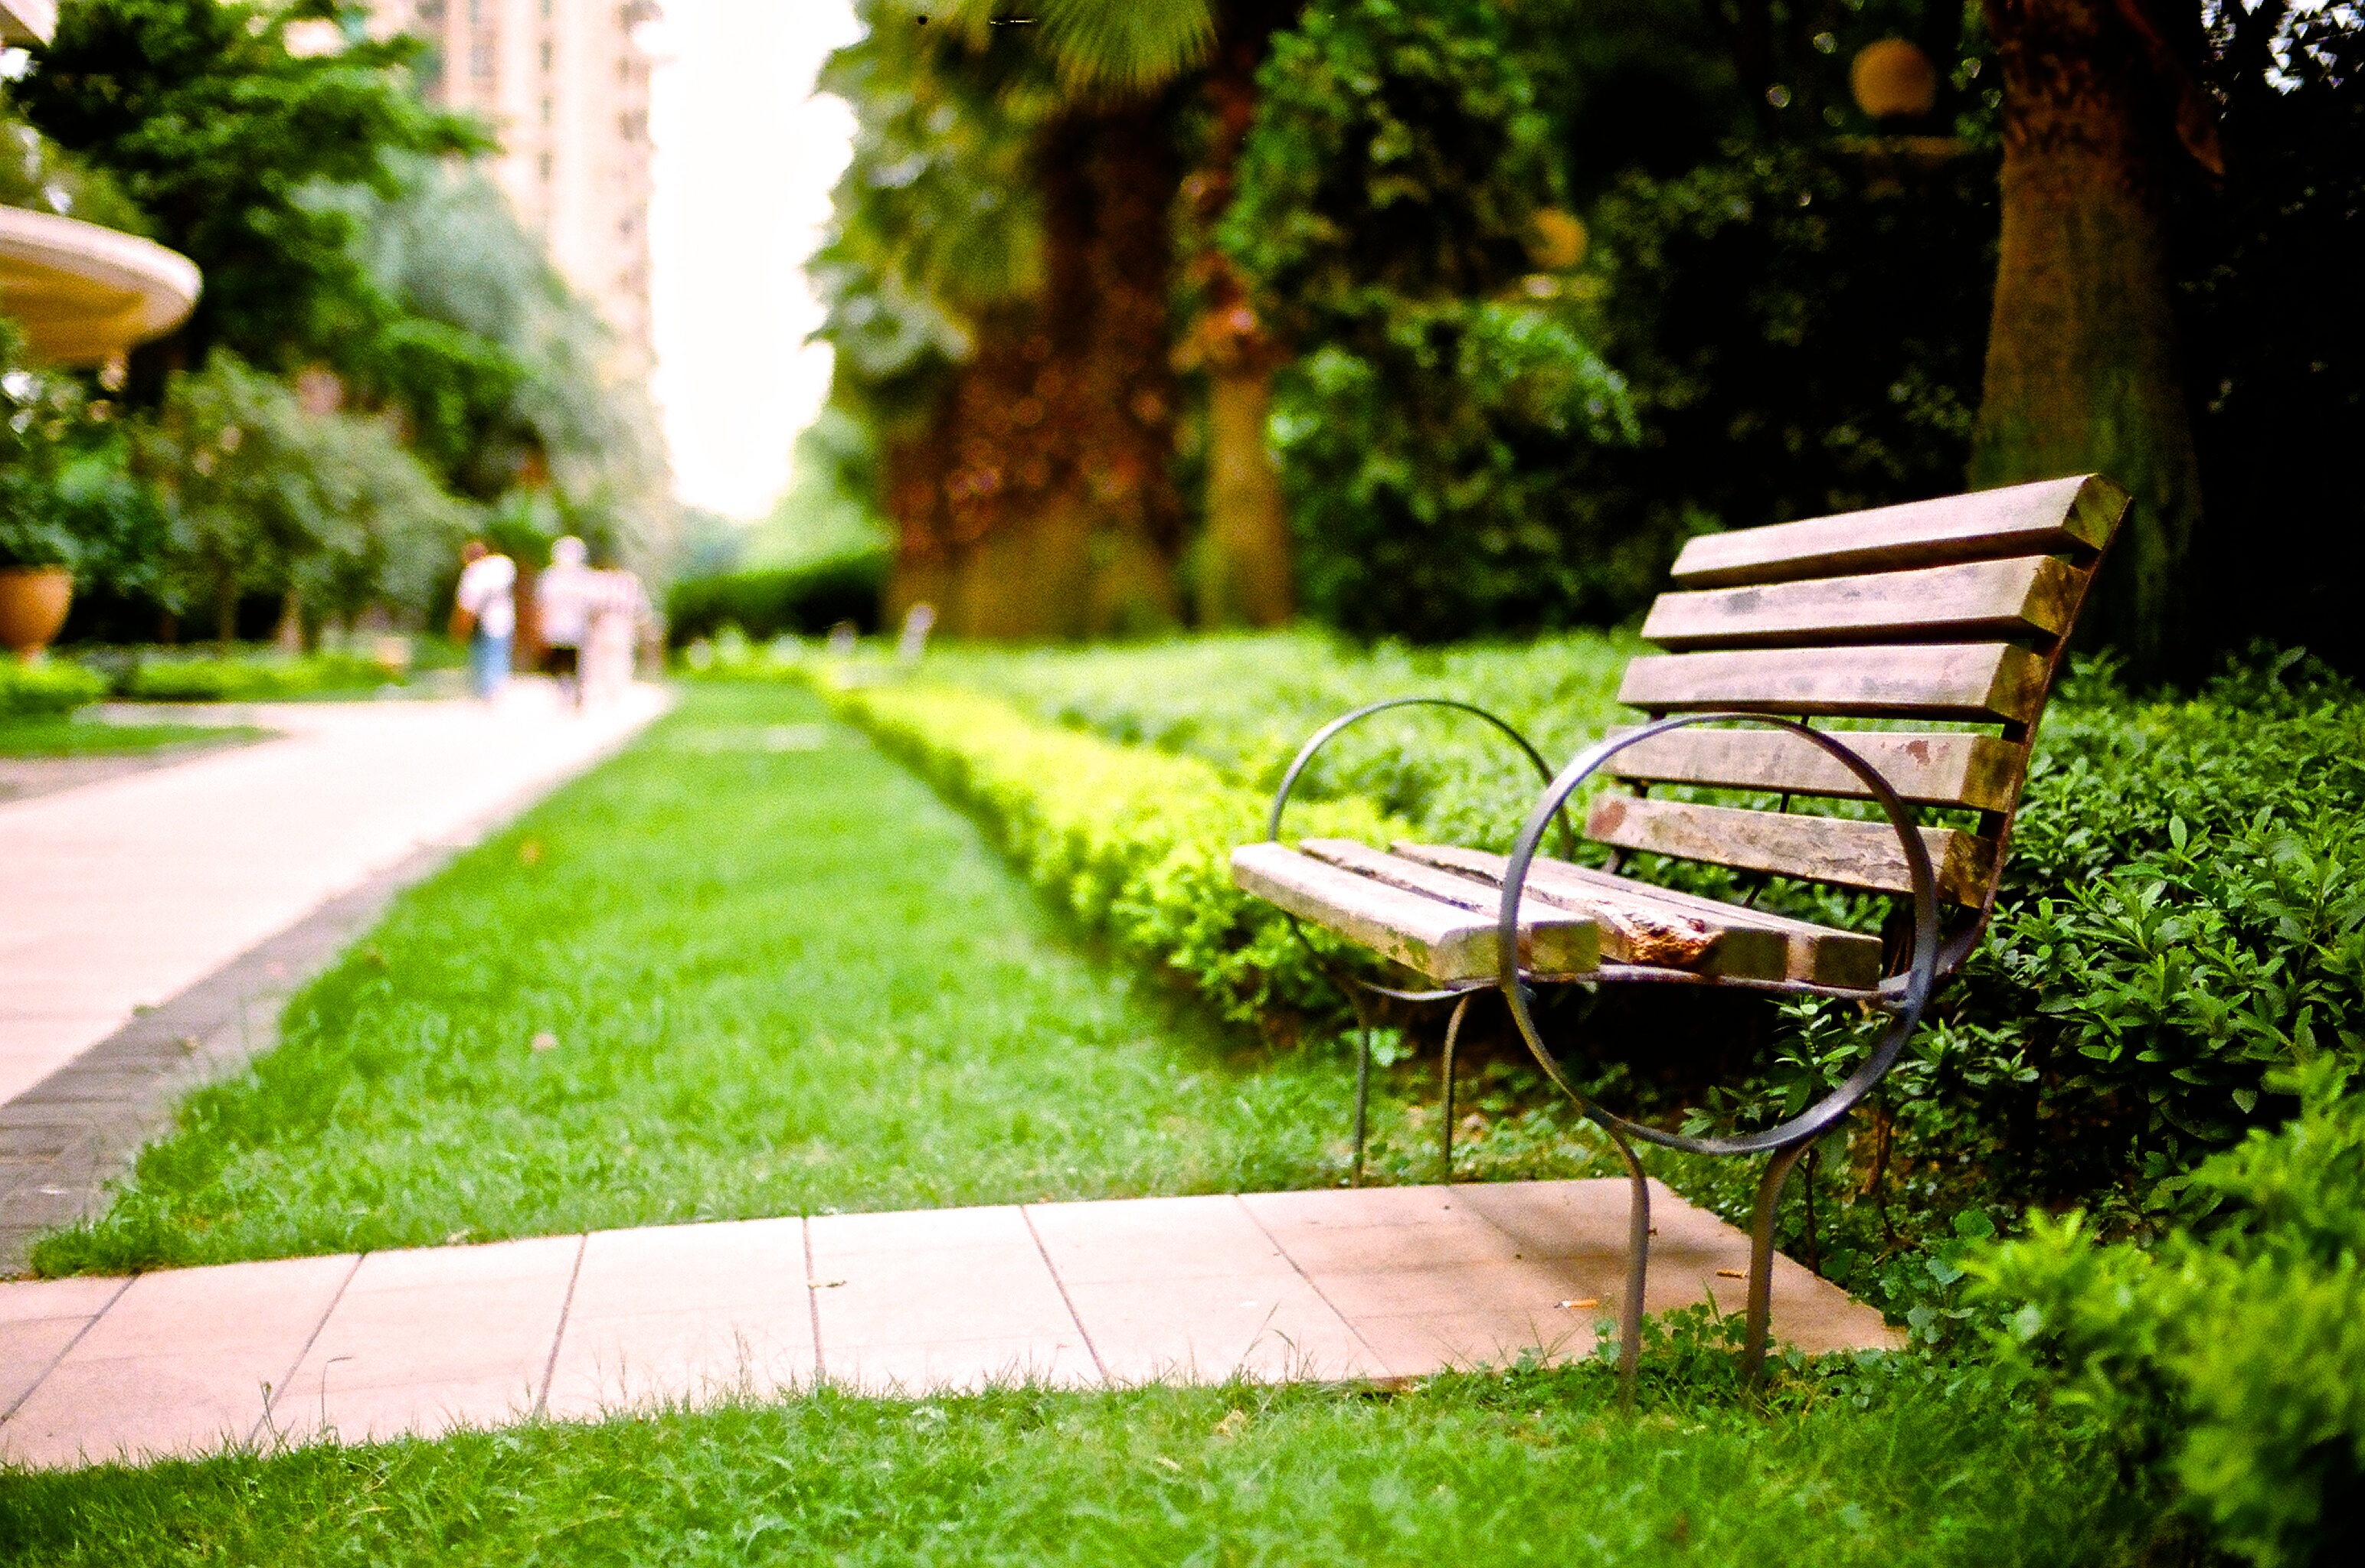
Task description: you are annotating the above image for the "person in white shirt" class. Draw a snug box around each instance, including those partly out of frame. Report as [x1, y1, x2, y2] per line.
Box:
[452, 541, 516, 701]
[535, 535, 597, 708]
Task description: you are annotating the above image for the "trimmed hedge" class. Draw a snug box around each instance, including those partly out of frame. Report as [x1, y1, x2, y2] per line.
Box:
[121, 652, 396, 703]
[826, 681, 1405, 1030]
[666, 553, 887, 647]
[0, 658, 106, 717]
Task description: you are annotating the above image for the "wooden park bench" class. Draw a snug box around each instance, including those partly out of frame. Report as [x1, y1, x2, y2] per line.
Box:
[1232, 474, 2129, 1385]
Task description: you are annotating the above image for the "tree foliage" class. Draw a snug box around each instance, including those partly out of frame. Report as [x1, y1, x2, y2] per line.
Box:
[14, 0, 485, 376]
[136, 353, 469, 639]
[1225, 0, 1639, 638]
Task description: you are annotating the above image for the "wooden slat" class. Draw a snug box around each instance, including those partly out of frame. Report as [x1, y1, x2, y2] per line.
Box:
[1618, 642, 2048, 722]
[1606, 728, 2028, 812]
[1300, 838, 1764, 975]
[1231, 842, 1598, 984]
[1392, 842, 1880, 988]
[1640, 556, 2085, 652]
[1585, 795, 1997, 904]
[1669, 475, 2128, 590]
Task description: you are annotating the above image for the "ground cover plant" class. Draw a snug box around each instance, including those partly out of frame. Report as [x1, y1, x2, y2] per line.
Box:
[0, 1355, 2157, 1566]
[33, 682, 1483, 1274]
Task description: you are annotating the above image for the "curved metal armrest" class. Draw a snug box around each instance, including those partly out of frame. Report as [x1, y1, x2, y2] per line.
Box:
[1263, 697, 1577, 1005]
[1493, 712, 1941, 1159]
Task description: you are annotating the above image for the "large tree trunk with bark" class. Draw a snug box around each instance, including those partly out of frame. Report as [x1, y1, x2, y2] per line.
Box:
[1972, 0, 2210, 675]
[885, 107, 1184, 639]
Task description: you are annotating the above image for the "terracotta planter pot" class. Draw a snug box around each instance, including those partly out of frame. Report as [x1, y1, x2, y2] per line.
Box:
[0, 566, 74, 657]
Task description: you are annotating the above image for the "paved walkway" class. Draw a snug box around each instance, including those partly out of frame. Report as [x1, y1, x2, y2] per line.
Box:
[0, 1180, 1899, 1469]
[0, 684, 671, 1108]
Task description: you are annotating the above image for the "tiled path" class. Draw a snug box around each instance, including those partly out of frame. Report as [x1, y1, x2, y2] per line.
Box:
[0, 684, 670, 1107]
[0, 1180, 1900, 1470]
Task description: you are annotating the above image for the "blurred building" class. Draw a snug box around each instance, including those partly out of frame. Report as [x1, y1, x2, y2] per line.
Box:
[371, 0, 659, 376]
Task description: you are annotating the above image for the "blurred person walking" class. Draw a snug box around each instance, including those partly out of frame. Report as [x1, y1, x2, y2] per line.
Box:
[535, 536, 597, 709]
[451, 540, 517, 701]
[585, 564, 646, 704]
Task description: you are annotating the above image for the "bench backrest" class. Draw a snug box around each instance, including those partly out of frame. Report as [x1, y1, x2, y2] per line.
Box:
[1590, 474, 2129, 916]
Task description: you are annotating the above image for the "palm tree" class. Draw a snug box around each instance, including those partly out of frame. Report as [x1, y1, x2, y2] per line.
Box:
[908, 2, 1297, 632]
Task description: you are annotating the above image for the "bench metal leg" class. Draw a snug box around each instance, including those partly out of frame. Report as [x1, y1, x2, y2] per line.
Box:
[1741, 1138, 1814, 1385]
[1605, 1119, 1650, 1405]
[1438, 992, 1470, 1182]
[1350, 1018, 1373, 1188]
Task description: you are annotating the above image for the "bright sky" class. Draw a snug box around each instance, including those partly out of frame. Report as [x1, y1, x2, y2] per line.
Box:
[646, 0, 863, 521]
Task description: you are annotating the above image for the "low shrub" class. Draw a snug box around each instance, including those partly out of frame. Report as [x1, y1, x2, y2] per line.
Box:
[1971, 1056, 2365, 1567]
[120, 650, 397, 703]
[0, 658, 106, 717]
[666, 551, 887, 647]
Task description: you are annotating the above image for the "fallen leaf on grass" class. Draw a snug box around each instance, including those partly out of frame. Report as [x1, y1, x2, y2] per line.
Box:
[1213, 1409, 1248, 1438]
[518, 838, 542, 865]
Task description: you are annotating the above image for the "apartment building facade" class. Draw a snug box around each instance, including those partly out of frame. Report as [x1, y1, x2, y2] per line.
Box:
[372, 0, 659, 375]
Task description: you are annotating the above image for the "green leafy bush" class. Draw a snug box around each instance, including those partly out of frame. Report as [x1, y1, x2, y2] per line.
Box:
[1225, 0, 1640, 638]
[120, 650, 396, 703]
[665, 552, 888, 647]
[0, 658, 108, 717]
[1971, 1058, 2365, 1566]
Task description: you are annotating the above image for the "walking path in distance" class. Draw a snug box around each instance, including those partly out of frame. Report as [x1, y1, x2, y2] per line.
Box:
[0, 1179, 1899, 1470]
[0, 684, 670, 1109]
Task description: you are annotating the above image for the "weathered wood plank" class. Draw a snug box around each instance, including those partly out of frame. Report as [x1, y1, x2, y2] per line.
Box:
[1618, 642, 2048, 722]
[1605, 728, 2028, 812]
[1669, 475, 2129, 590]
[1640, 556, 2085, 651]
[1300, 838, 1742, 973]
[1583, 795, 1997, 904]
[1231, 842, 1599, 983]
[1391, 842, 1880, 988]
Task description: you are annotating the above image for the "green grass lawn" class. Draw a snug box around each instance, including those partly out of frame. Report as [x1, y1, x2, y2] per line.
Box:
[0, 1364, 2154, 1566]
[41, 681, 1596, 1275]
[0, 717, 272, 758]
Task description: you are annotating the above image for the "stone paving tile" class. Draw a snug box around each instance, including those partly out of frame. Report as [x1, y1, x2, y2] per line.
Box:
[0, 1180, 1905, 1468]
[1025, 1194, 1299, 1285]
[1058, 1273, 1378, 1386]
[273, 1236, 581, 1445]
[544, 1218, 812, 1420]
[810, 1206, 1087, 1385]
[1029, 1195, 1378, 1384]
[1, 1255, 357, 1468]
[821, 1336, 1098, 1396]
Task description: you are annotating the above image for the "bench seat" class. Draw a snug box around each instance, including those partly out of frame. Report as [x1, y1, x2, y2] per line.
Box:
[1231, 838, 1883, 991]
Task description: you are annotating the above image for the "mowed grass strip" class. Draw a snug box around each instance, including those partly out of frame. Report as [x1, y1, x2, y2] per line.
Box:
[0, 1368, 2151, 1566]
[34, 683, 1367, 1273]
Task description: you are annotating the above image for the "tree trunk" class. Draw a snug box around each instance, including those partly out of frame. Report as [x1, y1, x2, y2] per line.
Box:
[1971, 0, 2204, 675]
[1200, 364, 1291, 625]
[884, 106, 1185, 639]
[1180, 11, 1294, 628]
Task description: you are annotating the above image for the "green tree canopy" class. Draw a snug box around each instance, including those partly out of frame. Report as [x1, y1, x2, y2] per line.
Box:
[13, 0, 485, 376]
